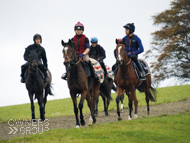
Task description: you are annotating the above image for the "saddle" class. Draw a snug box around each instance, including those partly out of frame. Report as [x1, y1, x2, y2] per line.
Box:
[131, 59, 150, 79]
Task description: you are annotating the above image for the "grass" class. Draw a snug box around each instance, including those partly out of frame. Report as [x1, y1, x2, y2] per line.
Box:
[1, 111, 190, 143]
[0, 84, 189, 123]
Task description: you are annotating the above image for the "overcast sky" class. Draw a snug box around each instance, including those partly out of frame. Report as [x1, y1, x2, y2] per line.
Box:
[0, 0, 176, 107]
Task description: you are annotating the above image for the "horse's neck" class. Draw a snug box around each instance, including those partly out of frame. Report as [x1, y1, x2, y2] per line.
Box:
[121, 54, 131, 71]
[69, 63, 80, 75]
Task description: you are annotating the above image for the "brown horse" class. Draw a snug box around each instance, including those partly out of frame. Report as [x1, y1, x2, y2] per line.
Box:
[61, 39, 111, 128]
[114, 39, 156, 120]
[25, 50, 53, 121]
[90, 55, 115, 116]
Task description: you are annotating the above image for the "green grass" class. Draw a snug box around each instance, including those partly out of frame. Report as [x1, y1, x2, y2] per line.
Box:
[0, 85, 189, 123]
[1, 111, 190, 143]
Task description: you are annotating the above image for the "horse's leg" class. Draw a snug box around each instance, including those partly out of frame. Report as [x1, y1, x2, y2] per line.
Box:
[128, 88, 135, 120]
[133, 92, 138, 119]
[44, 88, 48, 115]
[37, 91, 45, 121]
[101, 94, 107, 116]
[90, 83, 100, 124]
[70, 93, 80, 128]
[120, 92, 124, 112]
[116, 87, 123, 120]
[78, 90, 87, 126]
[144, 80, 150, 116]
[29, 92, 35, 121]
[94, 95, 99, 116]
[106, 98, 110, 116]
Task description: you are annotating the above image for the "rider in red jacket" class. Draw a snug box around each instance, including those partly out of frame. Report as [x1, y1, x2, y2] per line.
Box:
[61, 22, 98, 80]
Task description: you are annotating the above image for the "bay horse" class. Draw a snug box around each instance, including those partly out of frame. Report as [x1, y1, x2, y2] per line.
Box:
[61, 39, 111, 128]
[90, 55, 115, 116]
[25, 50, 53, 121]
[114, 39, 156, 120]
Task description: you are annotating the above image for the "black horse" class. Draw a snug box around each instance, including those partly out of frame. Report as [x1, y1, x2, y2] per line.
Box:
[25, 50, 53, 121]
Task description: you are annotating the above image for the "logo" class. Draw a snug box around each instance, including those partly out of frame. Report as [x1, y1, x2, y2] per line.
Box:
[8, 119, 49, 135]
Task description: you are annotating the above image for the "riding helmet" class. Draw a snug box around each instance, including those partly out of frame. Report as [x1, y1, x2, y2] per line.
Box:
[33, 33, 42, 43]
[123, 23, 135, 33]
[74, 22, 84, 31]
[90, 37, 98, 43]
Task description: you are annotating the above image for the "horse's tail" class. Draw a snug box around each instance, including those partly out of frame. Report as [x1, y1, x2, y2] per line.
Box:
[100, 81, 112, 100]
[112, 83, 117, 92]
[149, 86, 157, 102]
[48, 84, 54, 96]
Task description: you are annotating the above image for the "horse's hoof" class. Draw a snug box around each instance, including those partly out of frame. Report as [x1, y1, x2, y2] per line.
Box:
[105, 112, 109, 116]
[80, 120, 86, 126]
[89, 116, 93, 125]
[120, 108, 124, 113]
[134, 114, 138, 119]
[147, 111, 150, 117]
[76, 125, 80, 128]
[31, 119, 36, 122]
[118, 116, 122, 121]
[128, 115, 132, 120]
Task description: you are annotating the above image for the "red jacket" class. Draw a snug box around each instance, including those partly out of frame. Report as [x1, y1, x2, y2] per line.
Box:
[73, 34, 86, 55]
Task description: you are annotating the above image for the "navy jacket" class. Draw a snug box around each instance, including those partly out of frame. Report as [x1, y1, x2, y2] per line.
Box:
[122, 34, 144, 55]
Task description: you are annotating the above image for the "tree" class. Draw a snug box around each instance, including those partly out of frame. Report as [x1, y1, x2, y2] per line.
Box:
[145, 0, 190, 84]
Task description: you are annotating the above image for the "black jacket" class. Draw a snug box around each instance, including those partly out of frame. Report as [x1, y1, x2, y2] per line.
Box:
[24, 43, 48, 68]
[89, 44, 106, 60]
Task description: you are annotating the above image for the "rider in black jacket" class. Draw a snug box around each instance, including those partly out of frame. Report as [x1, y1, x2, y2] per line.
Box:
[20, 34, 48, 83]
[89, 37, 108, 78]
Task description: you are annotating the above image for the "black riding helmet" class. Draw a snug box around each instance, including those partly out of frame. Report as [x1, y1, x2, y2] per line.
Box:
[33, 33, 42, 43]
[123, 23, 135, 34]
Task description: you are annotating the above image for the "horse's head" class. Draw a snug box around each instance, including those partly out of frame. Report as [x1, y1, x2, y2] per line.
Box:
[61, 39, 77, 69]
[28, 50, 39, 72]
[115, 39, 127, 65]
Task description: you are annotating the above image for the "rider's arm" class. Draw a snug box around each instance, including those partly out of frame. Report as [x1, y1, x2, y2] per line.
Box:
[134, 36, 144, 55]
[99, 46, 106, 60]
[83, 37, 90, 55]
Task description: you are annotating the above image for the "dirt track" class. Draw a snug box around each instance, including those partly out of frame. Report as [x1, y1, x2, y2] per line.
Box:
[0, 100, 190, 140]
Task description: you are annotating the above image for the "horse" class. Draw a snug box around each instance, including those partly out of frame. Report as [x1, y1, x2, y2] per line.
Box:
[25, 50, 53, 121]
[90, 55, 116, 116]
[61, 39, 111, 128]
[114, 39, 157, 120]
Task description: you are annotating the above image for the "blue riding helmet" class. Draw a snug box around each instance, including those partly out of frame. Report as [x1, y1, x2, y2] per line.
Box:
[91, 37, 98, 43]
[123, 23, 135, 32]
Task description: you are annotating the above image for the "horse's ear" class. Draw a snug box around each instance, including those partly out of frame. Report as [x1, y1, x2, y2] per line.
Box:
[115, 39, 118, 45]
[68, 39, 72, 46]
[122, 39, 126, 45]
[61, 40, 65, 46]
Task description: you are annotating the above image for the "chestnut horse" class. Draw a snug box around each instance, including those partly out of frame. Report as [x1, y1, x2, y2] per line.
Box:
[114, 39, 156, 120]
[61, 39, 111, 128]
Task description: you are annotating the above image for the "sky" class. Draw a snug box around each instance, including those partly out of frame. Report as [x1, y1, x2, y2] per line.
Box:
[0, 0, 179, 107]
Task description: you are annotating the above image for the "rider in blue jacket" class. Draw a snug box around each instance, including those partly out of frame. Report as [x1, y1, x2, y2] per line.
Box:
[122, 23, 145, 79]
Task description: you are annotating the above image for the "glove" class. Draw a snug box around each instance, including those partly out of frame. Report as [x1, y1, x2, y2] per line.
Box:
[98, 56, 104, 61]
[128, 52, 133, 56]
[79, 54, 84, 58]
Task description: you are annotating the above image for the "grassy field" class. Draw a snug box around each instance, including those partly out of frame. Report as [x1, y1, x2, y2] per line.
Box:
[0, 84, 189, 123]
[1, 111, 190, 143]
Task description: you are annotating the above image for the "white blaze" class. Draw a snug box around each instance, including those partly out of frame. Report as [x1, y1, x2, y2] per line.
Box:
[118, 46, 122, 60]
[64, 47, 68, 55]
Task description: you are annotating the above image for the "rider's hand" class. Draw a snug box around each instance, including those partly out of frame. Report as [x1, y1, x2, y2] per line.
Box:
[128, 52, 133, 56]
[79, 54, 84, 58]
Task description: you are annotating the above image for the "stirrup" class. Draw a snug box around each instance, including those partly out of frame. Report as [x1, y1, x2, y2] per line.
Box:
[61, 73, 67, 80]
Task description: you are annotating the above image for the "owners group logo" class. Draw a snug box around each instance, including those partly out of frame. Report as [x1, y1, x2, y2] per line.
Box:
[8, 119, 49, 135]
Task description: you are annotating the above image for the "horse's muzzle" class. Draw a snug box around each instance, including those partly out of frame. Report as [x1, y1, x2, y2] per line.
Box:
[32, 60, 38, 70]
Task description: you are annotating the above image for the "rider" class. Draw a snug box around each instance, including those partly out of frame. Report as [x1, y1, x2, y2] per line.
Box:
[89, 37, 108, 78]
[123, 23, 145, 80]
[20, 34, 48, 83]
[61, 22, 98, 80]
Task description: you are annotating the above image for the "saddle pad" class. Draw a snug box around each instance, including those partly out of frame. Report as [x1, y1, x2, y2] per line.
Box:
[89, 58, 104, 83]
[106, 66, 114, 80]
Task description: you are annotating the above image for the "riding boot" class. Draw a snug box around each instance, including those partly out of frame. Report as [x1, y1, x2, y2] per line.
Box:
[61, 69, 68, 80]
[87, 61, 99, 80]
[100, 62, 108, 78]
[44, 71, 48, 83]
